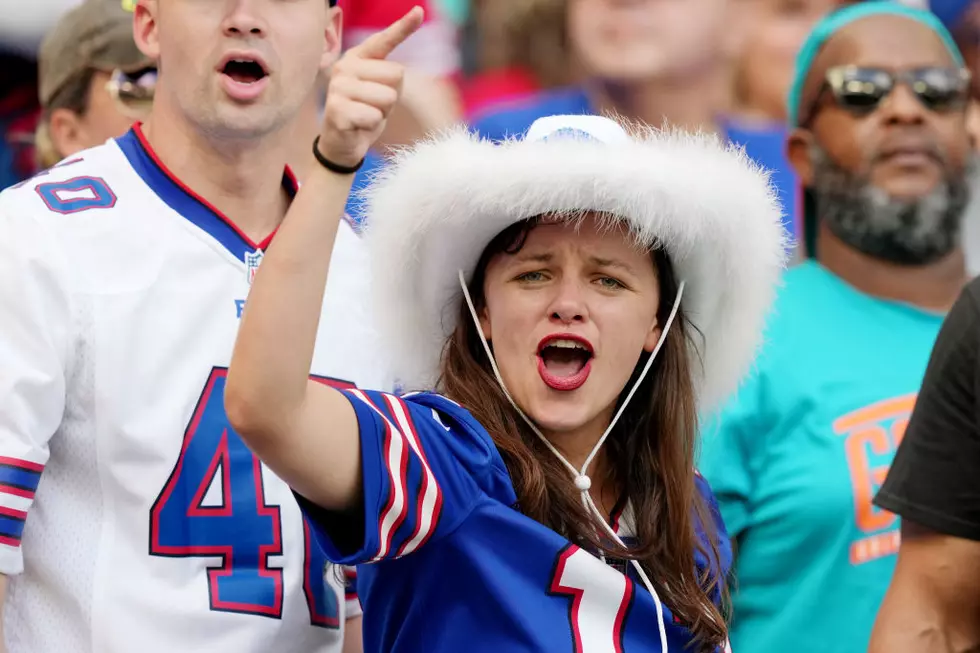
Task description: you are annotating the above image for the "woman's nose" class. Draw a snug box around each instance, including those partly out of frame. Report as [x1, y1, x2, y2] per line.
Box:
[547, 281, 588, 324]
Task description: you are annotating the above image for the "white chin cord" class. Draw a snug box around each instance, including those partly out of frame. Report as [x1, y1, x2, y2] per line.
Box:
[459, 269, 685, 653]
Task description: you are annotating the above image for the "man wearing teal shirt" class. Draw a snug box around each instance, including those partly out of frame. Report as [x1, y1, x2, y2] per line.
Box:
[699, 4, 974, 652]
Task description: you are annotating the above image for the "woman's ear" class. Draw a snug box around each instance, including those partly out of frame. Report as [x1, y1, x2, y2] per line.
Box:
[48, 109, 87, 160]
[478, 304, 492, 341]
[642, 322, 662, 353]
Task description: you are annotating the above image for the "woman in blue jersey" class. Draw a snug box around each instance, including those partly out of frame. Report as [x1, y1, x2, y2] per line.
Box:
[226, 9, 785, 652]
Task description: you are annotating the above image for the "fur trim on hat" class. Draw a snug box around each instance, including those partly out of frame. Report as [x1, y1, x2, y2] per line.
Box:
[361, 117, 788, 412]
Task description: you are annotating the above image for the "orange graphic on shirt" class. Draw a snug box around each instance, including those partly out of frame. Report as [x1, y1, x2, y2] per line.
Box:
[833, 394, 916, 565]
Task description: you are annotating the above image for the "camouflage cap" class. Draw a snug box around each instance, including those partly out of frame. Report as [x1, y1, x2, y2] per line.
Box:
[39, 0, 151, 107]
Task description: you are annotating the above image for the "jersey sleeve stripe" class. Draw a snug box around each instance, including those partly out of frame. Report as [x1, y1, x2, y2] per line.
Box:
[0, 457, 44, 473]
[0, 461, 43, 496]
[0, 510, 27, 545]
[348, 390, 412, 561]
[0, 485, 35, 500]
[385, 396, 443, 557]
[0, 506, 28, 520]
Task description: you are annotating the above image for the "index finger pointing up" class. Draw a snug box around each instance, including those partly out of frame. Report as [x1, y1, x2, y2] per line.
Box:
[353, 6, 425, 61]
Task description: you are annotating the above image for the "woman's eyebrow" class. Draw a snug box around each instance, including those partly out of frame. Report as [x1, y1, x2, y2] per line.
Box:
[512, 252, 553, 264]
[588, 255, 635, 274]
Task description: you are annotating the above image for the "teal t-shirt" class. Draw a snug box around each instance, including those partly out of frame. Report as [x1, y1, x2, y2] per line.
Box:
[699, 261, 945, 653]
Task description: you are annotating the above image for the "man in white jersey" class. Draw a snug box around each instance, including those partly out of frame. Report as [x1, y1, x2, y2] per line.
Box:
[0, 0, 389, 651]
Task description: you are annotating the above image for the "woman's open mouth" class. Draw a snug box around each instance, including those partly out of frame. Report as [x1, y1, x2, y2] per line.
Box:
[536, 334, 594, 391]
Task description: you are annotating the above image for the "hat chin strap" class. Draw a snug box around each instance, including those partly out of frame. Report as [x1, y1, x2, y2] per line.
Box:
[458, 269, 685, 653]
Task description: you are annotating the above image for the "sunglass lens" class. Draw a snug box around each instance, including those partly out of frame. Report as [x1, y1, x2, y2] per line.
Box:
[912, 68, 968, 111]
[832, 68, 892, 112]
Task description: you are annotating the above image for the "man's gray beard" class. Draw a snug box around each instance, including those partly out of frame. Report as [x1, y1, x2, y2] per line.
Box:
[809, 145, 972, 266]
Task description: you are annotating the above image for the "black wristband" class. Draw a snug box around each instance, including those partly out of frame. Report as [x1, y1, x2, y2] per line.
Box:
[312, 136, 364, 175]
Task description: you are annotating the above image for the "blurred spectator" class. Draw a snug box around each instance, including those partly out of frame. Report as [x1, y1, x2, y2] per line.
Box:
[469, 0, 802, 240]
[473, 0, 738, 133]
[459, 0, 572, 116]
[0, 54, 39, 189]
[699, 4, 972, 653]
[35, 0, 154, 169]
[730, 0, 840, 123]
[931, 0, 980, 277]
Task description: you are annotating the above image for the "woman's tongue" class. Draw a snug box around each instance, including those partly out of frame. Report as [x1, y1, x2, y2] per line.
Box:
[540, 347, 588, 377]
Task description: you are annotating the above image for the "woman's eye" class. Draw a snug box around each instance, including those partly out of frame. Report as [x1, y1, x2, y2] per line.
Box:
[516, 271, 546, 282]
[596, 276, 625, 289]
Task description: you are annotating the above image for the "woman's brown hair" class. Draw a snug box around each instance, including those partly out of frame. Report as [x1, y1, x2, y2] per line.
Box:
[439, 216, 729, 652]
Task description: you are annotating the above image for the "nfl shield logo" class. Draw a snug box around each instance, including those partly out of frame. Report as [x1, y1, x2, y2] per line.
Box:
[245, 250, 264, 285]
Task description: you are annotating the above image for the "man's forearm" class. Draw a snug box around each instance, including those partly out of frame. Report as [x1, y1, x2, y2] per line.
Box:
[870, 523, 980, 653]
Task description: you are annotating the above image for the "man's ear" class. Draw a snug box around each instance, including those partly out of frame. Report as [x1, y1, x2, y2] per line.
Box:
[133, 0, 161, 62]
[47, 109, 88, 160]
[787, 127, 816, 187]
[967, 100, 980, 152]
[321, 3, 344, 71]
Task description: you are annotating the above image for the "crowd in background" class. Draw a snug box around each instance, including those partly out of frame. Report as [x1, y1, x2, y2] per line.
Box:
[1, 0, 979, 651]
[4, 0, 980, 261]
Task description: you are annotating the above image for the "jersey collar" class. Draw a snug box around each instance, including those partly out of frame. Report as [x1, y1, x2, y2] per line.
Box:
[114, 123, 298, 264]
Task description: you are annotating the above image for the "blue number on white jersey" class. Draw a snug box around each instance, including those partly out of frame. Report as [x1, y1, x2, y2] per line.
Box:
[34, 177, 117, 214]
[149, 368, 352, 626]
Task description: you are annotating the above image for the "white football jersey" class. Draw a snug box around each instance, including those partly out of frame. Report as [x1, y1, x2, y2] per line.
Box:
[0, 126, 387, 652]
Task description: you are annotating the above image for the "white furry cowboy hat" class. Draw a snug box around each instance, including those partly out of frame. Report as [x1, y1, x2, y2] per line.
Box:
[361, 115, 787, 412]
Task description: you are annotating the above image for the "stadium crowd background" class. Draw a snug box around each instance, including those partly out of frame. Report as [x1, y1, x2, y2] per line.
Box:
[2, 0, 980, 263]
[1, 0, 979, 651]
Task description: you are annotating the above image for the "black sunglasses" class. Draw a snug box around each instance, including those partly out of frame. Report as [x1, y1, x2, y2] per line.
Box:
[800, 65, 971, 125]
[105, 67, 157, 117]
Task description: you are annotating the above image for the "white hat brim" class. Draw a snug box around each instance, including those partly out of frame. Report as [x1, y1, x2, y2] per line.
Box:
[361, 121, 788, 412]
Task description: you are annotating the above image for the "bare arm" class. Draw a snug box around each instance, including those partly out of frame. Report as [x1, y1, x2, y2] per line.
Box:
[869, 521, 980, 653]
[0, 574, 7, 652]
[224, 8, 425, 512]
[225, 163, 363, 509]
[343, 614, 364, 653]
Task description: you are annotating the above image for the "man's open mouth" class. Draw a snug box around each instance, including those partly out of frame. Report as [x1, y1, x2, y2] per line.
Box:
[220, 57, 268, 85]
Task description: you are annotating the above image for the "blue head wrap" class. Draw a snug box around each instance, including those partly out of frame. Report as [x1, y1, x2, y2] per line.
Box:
[786, 1, 965, 126]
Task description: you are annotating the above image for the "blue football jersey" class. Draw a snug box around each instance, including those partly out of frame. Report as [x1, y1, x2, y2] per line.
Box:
[300, 389, 733, 653]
